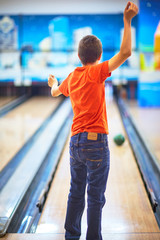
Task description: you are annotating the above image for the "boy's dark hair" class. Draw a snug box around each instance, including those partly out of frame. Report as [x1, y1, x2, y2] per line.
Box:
[78, 35, 102, 65]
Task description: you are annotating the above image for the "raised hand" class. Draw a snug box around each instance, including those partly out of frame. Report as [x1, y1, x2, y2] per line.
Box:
[124, 1, 139, 22]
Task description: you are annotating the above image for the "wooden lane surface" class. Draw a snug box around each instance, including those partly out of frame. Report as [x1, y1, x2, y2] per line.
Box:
[0, 96, 62, 171]
[0, 97, 16, 108]
[126, 100, 160, 164]
[2, 233, 160, 240]
[2, 101, 160, 240]
[32, 100, 159, 239]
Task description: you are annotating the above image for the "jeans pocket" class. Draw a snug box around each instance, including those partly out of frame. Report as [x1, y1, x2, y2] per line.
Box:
[86, 158, 102, 170]
[81, 147, 103, 170]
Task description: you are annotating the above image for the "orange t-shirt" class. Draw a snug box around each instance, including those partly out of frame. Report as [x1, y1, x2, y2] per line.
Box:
[59, 60, 111, 136]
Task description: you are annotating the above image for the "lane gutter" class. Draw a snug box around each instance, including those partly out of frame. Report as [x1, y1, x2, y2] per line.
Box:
[0, 98, 72, 237]
[7, 115, 72, 234]
[0, 97, 64, 191]
[0, 95, 28, 118]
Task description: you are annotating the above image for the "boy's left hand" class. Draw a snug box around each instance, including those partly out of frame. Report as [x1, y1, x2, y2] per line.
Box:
[124, 1, 138, 22]
[48, 74, 58, 87]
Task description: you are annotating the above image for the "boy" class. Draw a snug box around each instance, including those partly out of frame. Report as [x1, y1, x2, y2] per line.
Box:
[48, 2, 138, 240]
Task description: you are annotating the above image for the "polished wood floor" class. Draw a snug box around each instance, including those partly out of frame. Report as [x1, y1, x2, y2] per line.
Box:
[34, 101, 160, 239]
[2, 232, 160, 240]
[2, 100, 160, 240]
[0, 96, 62, 171]
[127, 100, 160, 164]
[0, 97, 16, 108]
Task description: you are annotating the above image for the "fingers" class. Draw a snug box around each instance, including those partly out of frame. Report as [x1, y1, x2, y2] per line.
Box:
[134, 4, 139, 14]
[48, 75, 53, 87]
[48, 78, 52, 87]
[125, 1, 138, 12]
[128, 2, 139, 13]
[125, 1, 131, 10]
[49, 74, 55, 79]
[48, 75, 58, 87]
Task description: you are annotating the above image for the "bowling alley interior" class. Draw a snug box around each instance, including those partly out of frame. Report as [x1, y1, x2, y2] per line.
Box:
[0, 0, 160, 239]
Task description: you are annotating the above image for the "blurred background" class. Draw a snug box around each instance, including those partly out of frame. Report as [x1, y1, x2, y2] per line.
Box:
[0, 0, 159, 106]
[0, 0, 160, 238]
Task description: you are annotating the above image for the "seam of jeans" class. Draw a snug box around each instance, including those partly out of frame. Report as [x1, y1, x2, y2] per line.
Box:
[86, 159, 102, 162]
[70, 141, 107, 147]
[81, 148, 103, 151]
[79, 141, 104, 146]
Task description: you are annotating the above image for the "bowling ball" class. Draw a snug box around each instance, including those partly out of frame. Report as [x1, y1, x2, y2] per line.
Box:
[113, 134, 125, 146]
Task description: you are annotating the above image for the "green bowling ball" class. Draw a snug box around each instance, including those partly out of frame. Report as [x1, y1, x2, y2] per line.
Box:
[113, 134, 125, 146]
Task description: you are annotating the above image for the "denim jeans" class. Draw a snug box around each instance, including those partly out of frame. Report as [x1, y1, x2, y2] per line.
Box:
[65, 132, 110, 240]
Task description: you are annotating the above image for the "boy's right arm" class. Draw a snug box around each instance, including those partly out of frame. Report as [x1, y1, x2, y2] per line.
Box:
[108, 1, 138, 73]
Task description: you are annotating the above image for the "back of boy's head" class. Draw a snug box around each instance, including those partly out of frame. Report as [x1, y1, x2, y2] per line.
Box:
[78, 35, 102, 65]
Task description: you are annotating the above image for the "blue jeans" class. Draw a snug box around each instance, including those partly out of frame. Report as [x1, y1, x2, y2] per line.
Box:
[65, 132, 110, 240]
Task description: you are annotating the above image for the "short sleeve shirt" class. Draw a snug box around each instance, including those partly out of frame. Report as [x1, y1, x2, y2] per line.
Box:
[59, 61, 111, 136]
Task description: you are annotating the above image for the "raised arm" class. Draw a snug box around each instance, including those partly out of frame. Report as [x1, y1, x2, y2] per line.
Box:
[48, 75, 62, 97]
[108, 1, 138, 72]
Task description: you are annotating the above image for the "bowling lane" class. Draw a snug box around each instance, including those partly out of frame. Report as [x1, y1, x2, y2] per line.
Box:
[0, 97, 16, 108]
[0, 96, 62, 172]
[35, 100, 160, 240]
[2, 233, 160, 240]
[126, 100, 160, 164]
